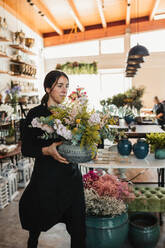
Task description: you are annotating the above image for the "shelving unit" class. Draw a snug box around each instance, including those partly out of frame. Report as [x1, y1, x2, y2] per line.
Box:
[9, 44, 36, 56]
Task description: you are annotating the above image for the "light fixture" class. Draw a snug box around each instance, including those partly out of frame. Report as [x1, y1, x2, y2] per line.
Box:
[127, 57, 144, 65]
[126, 64, 141, 69]
[128, 43, 149, 58]
[125, 0, 149, 78]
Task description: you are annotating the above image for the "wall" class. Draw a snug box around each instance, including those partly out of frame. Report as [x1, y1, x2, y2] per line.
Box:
[44, 35, 165, 109]
[0, 6, 45, 100]
[132, 52, 165, 108]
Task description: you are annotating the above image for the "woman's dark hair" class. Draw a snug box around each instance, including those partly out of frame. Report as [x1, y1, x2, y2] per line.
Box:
[41, 70, 69, 105]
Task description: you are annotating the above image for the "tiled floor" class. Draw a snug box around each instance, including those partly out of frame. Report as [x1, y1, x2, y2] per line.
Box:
[0, 190, 165, 248]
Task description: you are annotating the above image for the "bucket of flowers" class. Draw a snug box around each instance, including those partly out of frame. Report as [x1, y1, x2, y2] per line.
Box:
[83, 170, 135, 248]
[31, 87, 103, 164]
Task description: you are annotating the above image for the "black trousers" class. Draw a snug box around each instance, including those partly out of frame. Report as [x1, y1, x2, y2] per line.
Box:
[28, 202, 86, 248]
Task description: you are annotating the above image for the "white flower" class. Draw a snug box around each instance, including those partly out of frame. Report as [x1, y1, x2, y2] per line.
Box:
[31, 118, 42, 129]
[88, 113, 100, 125]
[41, 124, 54, 134]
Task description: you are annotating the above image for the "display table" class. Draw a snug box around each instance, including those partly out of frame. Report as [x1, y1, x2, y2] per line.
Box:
[79, 148, 165, 187]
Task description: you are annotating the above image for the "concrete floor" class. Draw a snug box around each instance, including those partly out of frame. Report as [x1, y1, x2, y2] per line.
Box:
[0, 190, 165, 248]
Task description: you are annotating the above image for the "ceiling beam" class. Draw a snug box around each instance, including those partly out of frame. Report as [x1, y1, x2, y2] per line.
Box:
[32, 0, 63, 35]
[96, 0, 107, 28]
[44, 18, 165, 47]
[0, 0, 42, 36]
[66, 0, 85, 32]
[126, 0, 131, 25]
[149, 0, 160, 21]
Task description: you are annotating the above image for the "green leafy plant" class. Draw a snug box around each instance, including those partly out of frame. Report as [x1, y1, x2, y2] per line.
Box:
[100, 86, 145, 111]
[146, 133, 165, 152]
[56, 61, 98, 74]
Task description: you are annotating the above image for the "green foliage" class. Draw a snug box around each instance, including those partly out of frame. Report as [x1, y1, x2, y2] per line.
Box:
[146, 133, 165, 152]
[100, 86, 145, 110]
[56, 61, 98, 74]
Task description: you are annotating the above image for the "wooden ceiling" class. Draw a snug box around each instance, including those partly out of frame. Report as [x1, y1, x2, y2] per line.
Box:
[1, 0, 165, 47]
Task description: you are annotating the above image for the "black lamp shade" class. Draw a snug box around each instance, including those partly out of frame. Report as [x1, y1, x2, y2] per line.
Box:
[126, 74, 135, 77]
[127, 64, 141, 69]
[127, 57, 144, 65]
[128, 44, 150, 58]
[126, 70, 137, 73]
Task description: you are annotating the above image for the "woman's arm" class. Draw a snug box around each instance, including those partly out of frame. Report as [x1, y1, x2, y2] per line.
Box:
[21, 108, 69, 163]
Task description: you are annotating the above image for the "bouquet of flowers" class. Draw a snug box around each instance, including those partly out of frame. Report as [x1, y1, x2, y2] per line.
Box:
[83, 170, 135, 216]
[31, 87, 102, 157]
[5, 86, 21, 104]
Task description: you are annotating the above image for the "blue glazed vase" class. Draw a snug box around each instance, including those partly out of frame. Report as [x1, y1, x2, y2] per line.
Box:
[86, 212, 128, 248]
[129, 212, 160, 248]
[155, 148, 165, 159]
[133, 139, 149, 159]
[117, 138, 132, 156]
[124, 115, 134, 125]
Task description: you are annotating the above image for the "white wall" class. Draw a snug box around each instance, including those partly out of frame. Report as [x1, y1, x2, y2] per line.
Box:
[0, 6, 45, 100]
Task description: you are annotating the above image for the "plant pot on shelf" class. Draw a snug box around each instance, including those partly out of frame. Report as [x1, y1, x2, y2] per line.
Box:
[57, 142, 96, 164]
[128, 212, 160, 248]
[124, 115, 134, 125]
[133, 139, 149, 159]
[155, 148, 165, 159]
[5, 135, 15, 145]
[86, 212, 128, 248]
[117, 138, 132, 156]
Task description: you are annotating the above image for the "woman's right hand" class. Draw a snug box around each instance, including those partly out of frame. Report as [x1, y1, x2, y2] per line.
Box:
[42, 141, 69, 164]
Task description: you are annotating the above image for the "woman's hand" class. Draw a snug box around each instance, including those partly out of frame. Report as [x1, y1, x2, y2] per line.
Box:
[42, 141, 69, 164]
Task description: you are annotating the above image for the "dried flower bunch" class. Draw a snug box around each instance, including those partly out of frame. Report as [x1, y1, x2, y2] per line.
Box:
[83, 170, 135, 216]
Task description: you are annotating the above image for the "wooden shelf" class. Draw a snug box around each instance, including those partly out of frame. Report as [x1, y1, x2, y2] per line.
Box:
[0, 70, 9, 74]
[10, 73, 37, 80]
[0, 53, 11, 58]
[0, 36, 11, 42]
[10, 44, 36, 56]
[10, 59, 36, 68]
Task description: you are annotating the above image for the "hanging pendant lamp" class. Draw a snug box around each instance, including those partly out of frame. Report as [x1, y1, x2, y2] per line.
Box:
[127, 57, 144, 65]
[126, 64, 141, 69]
[128, 43, 149, 59]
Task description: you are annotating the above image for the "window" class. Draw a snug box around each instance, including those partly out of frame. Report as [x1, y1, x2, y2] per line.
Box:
[43, 40, 99, 59]
[101, 37, 124, 54]
[67, 70, 131, 111]
[68, 74, 100, 110]
[131, 30, 165, 52]
[99, 69, 131, 102]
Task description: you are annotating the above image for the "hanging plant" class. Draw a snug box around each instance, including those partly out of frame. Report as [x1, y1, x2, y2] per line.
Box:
[55, 61, 98, 74]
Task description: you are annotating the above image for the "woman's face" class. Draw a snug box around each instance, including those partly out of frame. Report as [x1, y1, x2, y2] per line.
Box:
[47, 76, 69, 105]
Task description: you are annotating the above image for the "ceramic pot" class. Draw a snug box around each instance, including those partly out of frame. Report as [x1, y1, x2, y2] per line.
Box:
[117, 138, 132, 156]
[133, 139, 149, 159]
[86, 212, 128, 248]
[155, 148, 165, 159]
[57, 142, 96, 164]
[129, 212, 160, 248]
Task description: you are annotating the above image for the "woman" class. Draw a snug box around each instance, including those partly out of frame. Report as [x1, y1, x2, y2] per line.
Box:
[19, 70, 86, 248]
[152, 96, 164, 126]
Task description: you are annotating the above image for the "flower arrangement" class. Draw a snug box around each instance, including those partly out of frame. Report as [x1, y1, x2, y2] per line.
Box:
[83, 170, 135, 216]
[31, 87, 101, 156]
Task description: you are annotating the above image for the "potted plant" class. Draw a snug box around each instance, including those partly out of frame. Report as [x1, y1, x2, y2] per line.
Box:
[30, 87, 102, 163]
[83, 170, 135, 248]
[146, 133, 165, 159]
